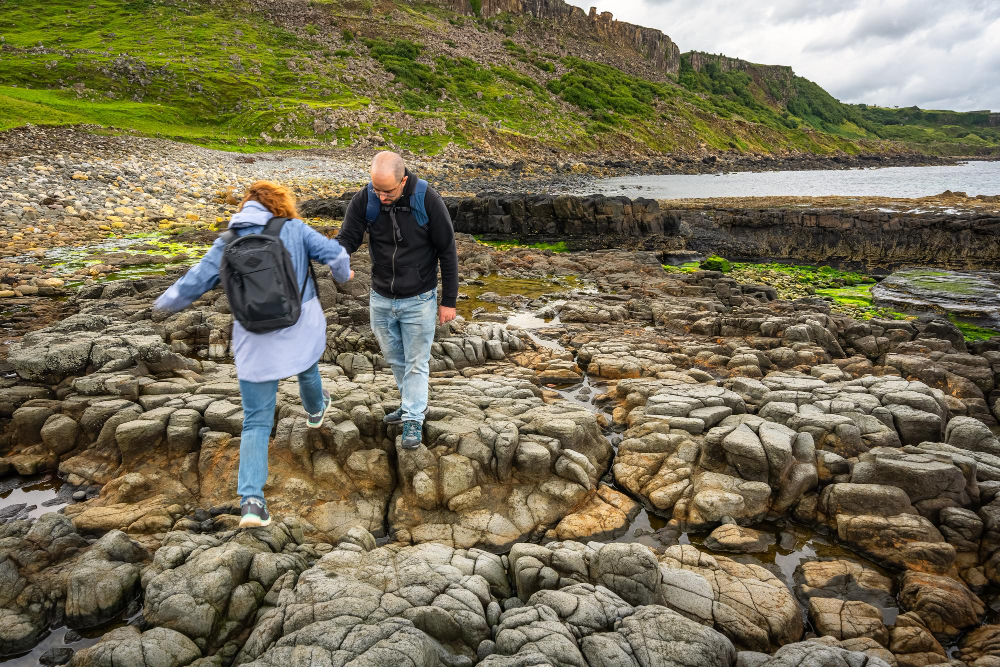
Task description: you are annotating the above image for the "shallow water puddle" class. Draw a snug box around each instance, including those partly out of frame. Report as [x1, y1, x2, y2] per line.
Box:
[456, 275, 577, 321]
[0, 607, 141, 665]
[0, 475, 71, 521]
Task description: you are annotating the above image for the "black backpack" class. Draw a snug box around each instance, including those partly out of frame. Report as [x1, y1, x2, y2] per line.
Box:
[219, 216, 317, 333]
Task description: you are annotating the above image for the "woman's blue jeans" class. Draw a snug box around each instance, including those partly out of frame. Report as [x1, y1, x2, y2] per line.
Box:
[237, 361, 325, 505]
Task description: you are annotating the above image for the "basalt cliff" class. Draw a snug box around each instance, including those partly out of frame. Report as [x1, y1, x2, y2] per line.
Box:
[434, 0, 682, 76]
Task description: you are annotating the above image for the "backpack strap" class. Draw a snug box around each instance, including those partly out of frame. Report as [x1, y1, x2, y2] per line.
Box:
[410, 178, 430, 227]
[364, 179, 430, 227]
[262, 216, 290, 237]
[410, 179, 429, 227]
[364, 184, 381, 225]
[265, 216, 317, 298]
[220, 229, 238, 244]
[302, 260, 318, 299]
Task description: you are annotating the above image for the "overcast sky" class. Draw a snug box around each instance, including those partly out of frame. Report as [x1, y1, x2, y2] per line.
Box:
[566, 0, 1000, 111]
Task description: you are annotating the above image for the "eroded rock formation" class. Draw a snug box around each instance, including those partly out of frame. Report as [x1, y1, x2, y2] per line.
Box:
[1, 233, 1000, 664]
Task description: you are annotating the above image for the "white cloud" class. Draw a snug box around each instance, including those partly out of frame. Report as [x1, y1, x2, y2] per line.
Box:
[565, 0, 1000, 111]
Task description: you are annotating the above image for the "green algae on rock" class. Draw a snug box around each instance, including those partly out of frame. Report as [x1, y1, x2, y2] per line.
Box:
[872, 268, 1000, 330]
[474, 237, 569, 253]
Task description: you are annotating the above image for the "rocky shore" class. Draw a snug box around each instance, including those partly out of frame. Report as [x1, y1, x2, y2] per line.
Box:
[304, 190, 1000, 269]
[2, 127, 1000, 666]
[3, 232, 1000, 664]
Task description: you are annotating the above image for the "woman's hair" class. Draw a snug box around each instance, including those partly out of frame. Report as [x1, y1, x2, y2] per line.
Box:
[238, 180, 298, 218]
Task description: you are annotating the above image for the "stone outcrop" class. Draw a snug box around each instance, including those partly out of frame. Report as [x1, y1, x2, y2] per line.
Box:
[686, 52, 795, 104]
[680, 206, 1000, 270]
[433, 0, 681, 76]
[508, 540, 802, 652]
[389, 374, 615, 550]
[305, 193, 1000, 270]
[0, 514, 148, 655]
[447, 193, 679, 251]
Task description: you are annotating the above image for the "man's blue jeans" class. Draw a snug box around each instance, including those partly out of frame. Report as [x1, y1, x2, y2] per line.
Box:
[237, 361, 325, 505]
[369, 288, 437, 423]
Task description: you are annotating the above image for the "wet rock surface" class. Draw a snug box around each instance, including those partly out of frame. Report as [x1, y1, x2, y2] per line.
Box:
[873, 268, 1000, 328]
[3, 143, 1000, 664]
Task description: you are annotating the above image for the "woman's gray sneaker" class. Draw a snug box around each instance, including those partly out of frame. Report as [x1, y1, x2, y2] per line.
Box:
[383, 406, 428, 425]
[307, 389, 331, 428]
[401, 421, 423, 450]
[240, 499, 271, 528]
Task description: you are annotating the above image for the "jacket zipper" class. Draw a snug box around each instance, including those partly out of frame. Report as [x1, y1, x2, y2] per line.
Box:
[390, 214, 397, 294]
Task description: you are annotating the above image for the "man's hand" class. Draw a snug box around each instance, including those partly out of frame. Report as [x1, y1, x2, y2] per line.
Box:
[438, 305, 456, 325]
[349, 270, 355, 281]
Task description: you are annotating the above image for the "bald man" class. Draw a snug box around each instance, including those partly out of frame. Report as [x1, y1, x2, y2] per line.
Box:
[337, 152, 458, 450]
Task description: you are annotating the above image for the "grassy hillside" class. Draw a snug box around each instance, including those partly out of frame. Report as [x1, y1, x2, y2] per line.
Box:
[0, 0, 997, 156]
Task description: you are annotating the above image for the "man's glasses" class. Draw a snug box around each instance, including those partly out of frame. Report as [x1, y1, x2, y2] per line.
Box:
[373, 178, 405, 198]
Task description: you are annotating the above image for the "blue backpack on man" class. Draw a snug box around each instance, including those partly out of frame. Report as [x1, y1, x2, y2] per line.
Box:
[364, 178, 430, 227]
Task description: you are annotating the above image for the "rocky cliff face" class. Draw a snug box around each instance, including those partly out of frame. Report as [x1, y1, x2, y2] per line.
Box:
[435, 0, 681, 76]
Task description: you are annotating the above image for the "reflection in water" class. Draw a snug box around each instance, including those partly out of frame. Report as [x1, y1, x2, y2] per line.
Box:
[0, 608, 141, 666]
[0, 476, 111, 665]
[0, 475, 69, 520]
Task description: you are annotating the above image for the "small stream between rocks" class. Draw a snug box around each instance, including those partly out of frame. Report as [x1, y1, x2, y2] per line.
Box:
[1, 608, 141, 667]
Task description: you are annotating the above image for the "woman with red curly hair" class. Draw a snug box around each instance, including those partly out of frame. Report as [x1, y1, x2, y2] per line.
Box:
[153, 180, 353, 528]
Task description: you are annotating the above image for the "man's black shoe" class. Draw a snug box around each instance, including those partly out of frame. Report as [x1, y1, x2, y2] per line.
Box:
[384, 406, 429, 425]
[401, 421, 423, 450]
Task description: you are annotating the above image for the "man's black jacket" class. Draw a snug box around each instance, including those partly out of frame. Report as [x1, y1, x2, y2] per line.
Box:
[337, 169, 459, 308]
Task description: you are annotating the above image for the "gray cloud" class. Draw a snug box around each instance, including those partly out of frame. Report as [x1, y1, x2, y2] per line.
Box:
[566, 0, 1000, 111]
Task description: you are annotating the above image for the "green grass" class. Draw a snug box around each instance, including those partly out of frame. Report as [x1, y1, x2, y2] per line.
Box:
[691, 258, 909, 320]
[668, 256, 983, 326]
[674, 55, 999, 155]
[813, 285, 911, 320]
[0, 86, 305, 151]
[0, 0, 997, 156]
[894, 269, 979, 296]
[700, 255, 732, 272]
[0, 0, 369, 150]
[815, 285, 874, 307]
